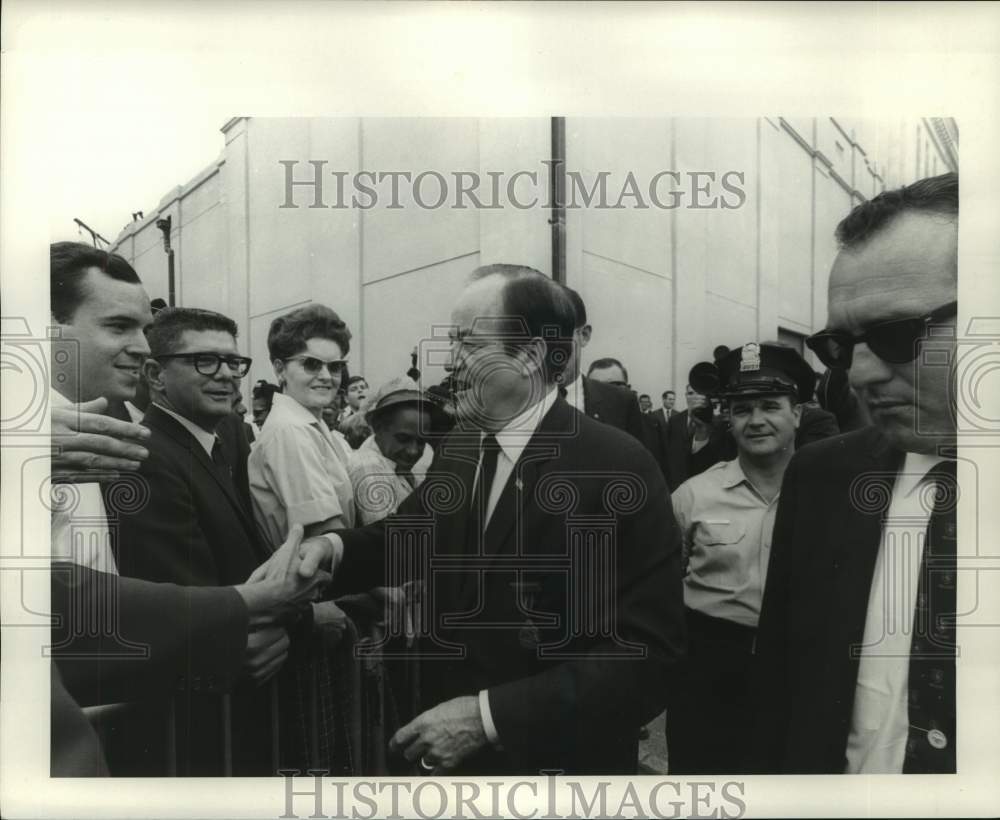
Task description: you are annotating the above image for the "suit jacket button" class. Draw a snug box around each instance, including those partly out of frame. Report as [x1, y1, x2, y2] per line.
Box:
[927, 729, 948, 750]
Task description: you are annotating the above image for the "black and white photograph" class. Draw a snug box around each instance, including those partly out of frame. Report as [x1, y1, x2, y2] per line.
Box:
[1, 2, 998, 818]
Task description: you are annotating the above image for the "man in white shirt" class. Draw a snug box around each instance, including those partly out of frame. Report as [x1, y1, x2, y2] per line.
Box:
[751, 172, 960, 774]
[49, 241, 154, 572]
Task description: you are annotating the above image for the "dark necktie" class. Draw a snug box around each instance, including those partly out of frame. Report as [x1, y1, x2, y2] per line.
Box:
[211, 438, 234, 481]
[903, 460, 957, 773]
[558, 383, 568, 400]
[464, 434, 502, 552]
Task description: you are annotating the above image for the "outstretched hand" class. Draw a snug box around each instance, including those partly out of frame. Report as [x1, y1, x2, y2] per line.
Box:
[51, 397, 150, 482]
[248, 528, 338, 584]
[236, 525, 331, 627]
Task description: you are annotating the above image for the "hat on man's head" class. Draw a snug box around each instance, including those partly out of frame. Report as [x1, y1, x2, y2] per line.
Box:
[362, 377, 424, 424]
[689, 343, 816, 403]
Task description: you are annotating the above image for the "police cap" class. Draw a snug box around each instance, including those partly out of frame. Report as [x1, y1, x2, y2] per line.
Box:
[689, 343, 816, 403]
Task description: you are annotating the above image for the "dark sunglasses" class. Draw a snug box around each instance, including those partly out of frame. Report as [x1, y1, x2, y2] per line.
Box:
[283, 355, 348, 376]
[806, 301, 957, 369]
[156, 352, 252, 377]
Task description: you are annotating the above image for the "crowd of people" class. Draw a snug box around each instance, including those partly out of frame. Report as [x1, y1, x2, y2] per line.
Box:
[48, 171, 959, 778]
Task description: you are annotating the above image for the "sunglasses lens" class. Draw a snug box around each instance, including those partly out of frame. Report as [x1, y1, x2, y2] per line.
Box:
[866, 319, 923, 364]
[807, 334, 852, 369]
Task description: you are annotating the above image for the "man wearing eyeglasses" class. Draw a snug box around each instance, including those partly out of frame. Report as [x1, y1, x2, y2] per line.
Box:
[750, 172, 959, 775]
[113, 307, 301, 774]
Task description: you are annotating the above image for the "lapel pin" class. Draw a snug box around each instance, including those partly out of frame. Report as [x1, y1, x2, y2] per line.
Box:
[515, 477, 523, 492]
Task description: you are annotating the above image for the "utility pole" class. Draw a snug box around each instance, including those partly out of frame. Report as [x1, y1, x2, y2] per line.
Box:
[155, 215, 176, 306]
[73, 218, 110, 248]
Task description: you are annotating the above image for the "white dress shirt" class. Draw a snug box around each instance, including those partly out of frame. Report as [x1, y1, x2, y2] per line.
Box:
[49, 389, 117, 574]
[845, 451, 952, 773]
[473, 386, 560, 745]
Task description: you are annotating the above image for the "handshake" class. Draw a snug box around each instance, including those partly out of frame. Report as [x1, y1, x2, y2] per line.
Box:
[233, 526, 343, 684]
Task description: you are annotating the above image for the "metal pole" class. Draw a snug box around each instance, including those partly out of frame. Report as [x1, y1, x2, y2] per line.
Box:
[155, 216, 176, 306]
[549, 117, 567, 284]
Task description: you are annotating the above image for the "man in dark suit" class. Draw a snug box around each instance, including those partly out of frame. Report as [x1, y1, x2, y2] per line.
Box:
[751, 172, 960, 774]
[557, 288, 661, 478]
[652, 389, 677, 428]
[114, 307, 317, 775]
[256, 265, 686, 775]
[47, 244, 326, 776]
[664, 384, 717, 491]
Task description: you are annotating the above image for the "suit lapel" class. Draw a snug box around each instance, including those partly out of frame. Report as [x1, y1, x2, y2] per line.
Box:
[145, 406, 262, 550]
[435, 439, 481, 607]
[833, 429, 904, 659]
[581, 377, 603, 421]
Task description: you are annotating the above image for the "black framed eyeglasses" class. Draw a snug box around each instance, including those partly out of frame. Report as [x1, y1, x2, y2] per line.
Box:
[805, 301, 957, 370]
[156, 353, 253, 377]
[283, 355, 348, 376]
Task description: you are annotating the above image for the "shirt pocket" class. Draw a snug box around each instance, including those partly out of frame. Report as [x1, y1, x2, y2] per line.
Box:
[693, 520, 746, 547]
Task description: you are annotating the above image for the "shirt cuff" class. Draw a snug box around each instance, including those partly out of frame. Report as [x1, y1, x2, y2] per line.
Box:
[318, 532, 344, 573]
[479, 689, 501, 746]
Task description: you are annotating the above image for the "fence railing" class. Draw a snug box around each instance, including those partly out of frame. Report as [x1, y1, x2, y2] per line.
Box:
[82, 613, 416, 776]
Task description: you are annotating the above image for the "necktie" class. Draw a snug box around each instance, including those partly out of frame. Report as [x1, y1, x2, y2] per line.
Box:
[211, 438, 230, 475]
[903, 460, 957, 773]
[463, 434, 502, 552]
[558, 383, 568, 400]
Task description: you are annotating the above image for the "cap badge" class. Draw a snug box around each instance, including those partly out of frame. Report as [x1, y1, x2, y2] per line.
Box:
[739, 343, 762, 373]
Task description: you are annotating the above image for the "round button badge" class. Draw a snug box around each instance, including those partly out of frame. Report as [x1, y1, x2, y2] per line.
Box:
[927, 729, 948, 750]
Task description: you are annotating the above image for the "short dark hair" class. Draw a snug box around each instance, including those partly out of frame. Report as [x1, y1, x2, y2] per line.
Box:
[587, 357, 629, 383]
[346, 375, 368, 388]
[252, 380, 280, 403]
[662, 389, 675, 399]
[51, 241, 142, 323]
[836, 172, 958, 249]
[468, 265, 576, 384]
[563, 286, 587, 330]
[639, 393, 651, 401]
[147, 307, 239, 357]
[267, 303, 352, 361]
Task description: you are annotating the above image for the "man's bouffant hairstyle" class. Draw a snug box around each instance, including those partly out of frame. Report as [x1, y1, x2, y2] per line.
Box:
[469, 264, 576, 385]
[147, 307, 239, 358]
[267, 303, 352, 361]
[835, 172, 958, 249]
[51, 241, 142, 323]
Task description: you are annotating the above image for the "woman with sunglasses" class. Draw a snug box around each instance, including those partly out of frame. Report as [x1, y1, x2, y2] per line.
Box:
[247, 303, 361, 772]
[249, 303, 357, 547]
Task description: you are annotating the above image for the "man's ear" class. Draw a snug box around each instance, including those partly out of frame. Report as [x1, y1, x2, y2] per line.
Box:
[520, 337, 548, 377]
[143, 357, 165, 393]
[791, 401, 803, 429]
[578, 324, 592, 348]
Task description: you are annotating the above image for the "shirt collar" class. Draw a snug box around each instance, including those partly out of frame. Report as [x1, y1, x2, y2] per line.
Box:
[491, 386, 560, 465]
[720, 457, 750, 489]
[896, 451, 954, 497]
[562, 373, 584, 411]
[269, 391, 328, 429]
[154, 402, 217, 457]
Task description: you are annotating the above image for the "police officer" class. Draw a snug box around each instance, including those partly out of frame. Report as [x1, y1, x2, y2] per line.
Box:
[664, 342, 816, 774]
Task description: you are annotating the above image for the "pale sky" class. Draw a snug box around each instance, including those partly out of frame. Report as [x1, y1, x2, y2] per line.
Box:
[47, 110, 227, 246]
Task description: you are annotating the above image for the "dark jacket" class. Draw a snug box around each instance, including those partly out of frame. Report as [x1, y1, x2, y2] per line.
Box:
[112, 404, 277, 775]
[748, 427, 903, 773]
[333, 396, 687, 775]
